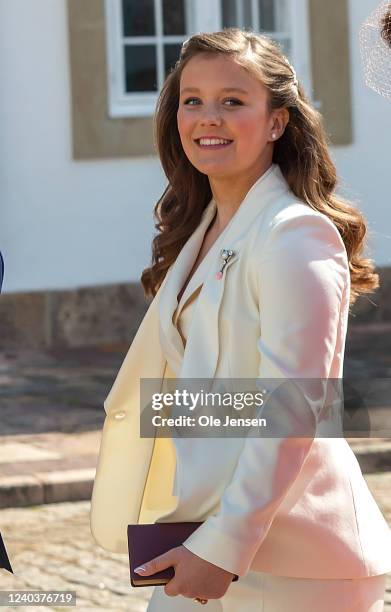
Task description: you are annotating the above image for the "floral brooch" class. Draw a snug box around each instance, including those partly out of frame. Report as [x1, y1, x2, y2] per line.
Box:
[216, 249, 235, 280]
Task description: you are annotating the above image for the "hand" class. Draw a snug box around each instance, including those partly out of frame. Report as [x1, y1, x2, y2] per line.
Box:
[134, 545, 235, 600]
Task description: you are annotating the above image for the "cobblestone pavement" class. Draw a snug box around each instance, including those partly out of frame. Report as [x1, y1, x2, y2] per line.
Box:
[0, 326, 390, 609]
[345, 323, 391, 378]
[0, 346, 119, 437]
[0, 501, 151, 611]
[0, 472, 390, 612]
[0, 323, 391, 438]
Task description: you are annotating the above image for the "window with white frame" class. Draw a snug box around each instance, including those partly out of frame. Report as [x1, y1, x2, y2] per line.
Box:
[105, 0, 311, 118]
[221, 0, 290, 54]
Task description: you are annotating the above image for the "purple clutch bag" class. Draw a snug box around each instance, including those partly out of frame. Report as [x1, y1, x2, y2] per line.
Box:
[127, 522, 239, 587]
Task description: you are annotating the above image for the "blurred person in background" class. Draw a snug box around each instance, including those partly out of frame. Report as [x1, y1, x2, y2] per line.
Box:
[360, 0, 391, 98]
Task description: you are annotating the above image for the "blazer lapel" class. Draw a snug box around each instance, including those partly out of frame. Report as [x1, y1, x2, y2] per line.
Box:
[178, 164, 289, 384]
[173, 224, 225, 324]
[178, 246, 239, 381]
[158, 198, 217, 376]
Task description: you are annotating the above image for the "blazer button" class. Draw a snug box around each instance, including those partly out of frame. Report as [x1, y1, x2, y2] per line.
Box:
[113, 411, 126, 420]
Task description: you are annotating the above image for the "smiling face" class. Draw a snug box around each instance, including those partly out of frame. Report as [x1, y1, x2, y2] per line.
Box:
[177, 52, 285, 183]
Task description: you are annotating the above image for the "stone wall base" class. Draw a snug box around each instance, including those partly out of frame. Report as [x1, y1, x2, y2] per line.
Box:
[0, 266, 390, 349]
[0, 283, 148, 349]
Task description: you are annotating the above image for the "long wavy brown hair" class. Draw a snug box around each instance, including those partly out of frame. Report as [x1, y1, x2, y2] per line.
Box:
[141, 28, 378, 307]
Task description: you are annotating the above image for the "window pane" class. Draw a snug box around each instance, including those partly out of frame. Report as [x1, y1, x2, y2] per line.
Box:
[242, 0, 253, 28]
[276, 37, 290, 57]
[124, 45, 158, 92]
[259, 0, 275, 31]
[222, 0, 253, 29]
[259, 0, 288, 32]
[222, 0, 237, 28]
[164, 44, 182, 77]
[122, 0, 155, 36]
[163, 0, 186, 35]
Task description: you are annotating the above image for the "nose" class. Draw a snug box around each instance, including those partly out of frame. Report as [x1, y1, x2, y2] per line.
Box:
[199, 104, 222, 126]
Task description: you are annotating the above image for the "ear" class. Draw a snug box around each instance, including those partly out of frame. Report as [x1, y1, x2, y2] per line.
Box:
[269, 107, 290, 142]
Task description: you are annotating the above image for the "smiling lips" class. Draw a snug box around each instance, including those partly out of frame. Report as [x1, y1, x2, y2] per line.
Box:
[195, 137, 234, 149]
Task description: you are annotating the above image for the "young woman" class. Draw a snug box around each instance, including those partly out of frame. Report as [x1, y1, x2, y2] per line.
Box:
[91, 29, 391, 611]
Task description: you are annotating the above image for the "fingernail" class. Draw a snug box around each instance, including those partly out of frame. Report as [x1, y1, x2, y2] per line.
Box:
[134, 566, 147, 574]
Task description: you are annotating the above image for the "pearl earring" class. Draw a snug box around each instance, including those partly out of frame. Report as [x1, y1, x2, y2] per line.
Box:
[272, 133, 277, 139]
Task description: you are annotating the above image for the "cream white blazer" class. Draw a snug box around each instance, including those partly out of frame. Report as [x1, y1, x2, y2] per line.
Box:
[90, 164, 391, 579]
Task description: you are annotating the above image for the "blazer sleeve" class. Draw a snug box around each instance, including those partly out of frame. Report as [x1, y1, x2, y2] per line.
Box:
[181, 212, 350, 577]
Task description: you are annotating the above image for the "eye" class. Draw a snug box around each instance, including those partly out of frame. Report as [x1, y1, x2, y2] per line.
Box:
[223, 98, 243, 106]
[182, 97, 244, 106]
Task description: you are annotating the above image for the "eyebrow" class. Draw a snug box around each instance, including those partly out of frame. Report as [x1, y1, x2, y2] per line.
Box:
[180, 86, 249, 95]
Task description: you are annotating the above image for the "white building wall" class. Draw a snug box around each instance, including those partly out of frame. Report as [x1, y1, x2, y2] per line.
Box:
[0, 0, 390, 294]
[0, 0, 166, 293]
